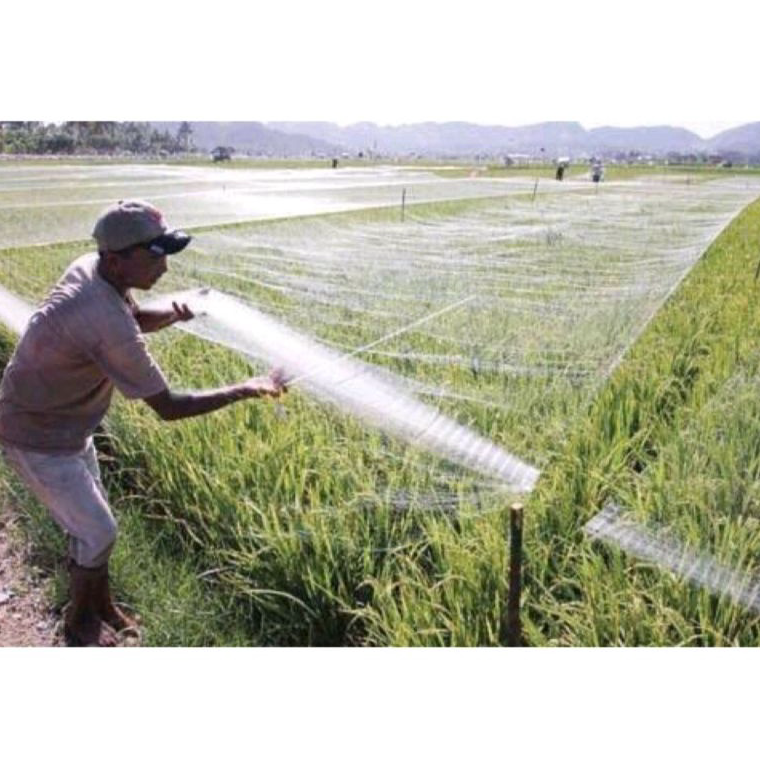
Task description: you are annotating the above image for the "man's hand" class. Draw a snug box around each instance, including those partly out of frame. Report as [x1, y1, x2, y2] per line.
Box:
[171, 301, 194, 324]
[144, 368, 290, 421]
[241, 368, 290, 399]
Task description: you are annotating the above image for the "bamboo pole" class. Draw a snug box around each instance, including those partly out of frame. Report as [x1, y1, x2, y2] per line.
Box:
[506, 502, 524, 646]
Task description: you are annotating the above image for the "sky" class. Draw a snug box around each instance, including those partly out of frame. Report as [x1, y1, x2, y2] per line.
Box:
[3, 2, 756, 139]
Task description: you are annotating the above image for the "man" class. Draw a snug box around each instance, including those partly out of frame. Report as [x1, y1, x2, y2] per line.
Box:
[0, 199, 286, 646]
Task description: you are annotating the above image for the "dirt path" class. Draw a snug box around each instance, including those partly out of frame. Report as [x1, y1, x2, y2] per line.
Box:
[0, 510, 61, 646]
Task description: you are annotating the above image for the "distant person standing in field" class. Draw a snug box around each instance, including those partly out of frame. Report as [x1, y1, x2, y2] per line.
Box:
[0, 199, 287, 646]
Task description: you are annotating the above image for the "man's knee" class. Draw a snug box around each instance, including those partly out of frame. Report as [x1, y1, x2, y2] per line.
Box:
[78, 512, 118, 568]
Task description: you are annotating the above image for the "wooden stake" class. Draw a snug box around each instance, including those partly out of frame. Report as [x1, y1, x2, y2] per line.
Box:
[506, 502, 524, 646]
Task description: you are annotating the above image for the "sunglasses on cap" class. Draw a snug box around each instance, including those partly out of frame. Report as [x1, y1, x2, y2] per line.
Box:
[115, 231, 192, 258]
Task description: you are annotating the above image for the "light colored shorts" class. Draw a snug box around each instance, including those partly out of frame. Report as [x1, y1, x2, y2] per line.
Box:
[0, 437, 117, 568]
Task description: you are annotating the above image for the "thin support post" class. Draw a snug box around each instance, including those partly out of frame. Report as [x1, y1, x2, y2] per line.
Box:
[401, 187, 406, 221]
[531, 178, 539, 202]
[506, 502, 524, 646]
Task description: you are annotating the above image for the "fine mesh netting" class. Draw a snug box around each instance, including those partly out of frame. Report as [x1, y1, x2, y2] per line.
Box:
[2, 166, 760, 510]
[0, 163, 561, 248]
[154, 174, 760, 415]
[586, 503, 760, 614]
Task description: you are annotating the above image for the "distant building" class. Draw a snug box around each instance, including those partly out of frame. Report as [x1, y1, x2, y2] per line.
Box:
[211, 146, 233, 162]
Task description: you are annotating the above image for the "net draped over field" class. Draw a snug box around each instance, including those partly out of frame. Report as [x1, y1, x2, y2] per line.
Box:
[0, 163, 565, 248]
[2, 166, 760, 512]
[4, 162, 760, 644]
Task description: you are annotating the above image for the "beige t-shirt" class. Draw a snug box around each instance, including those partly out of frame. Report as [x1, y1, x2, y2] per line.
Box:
[0, 253, 168, 453]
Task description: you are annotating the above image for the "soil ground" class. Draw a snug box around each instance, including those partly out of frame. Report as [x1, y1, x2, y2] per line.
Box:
[0, 509, 61, 646]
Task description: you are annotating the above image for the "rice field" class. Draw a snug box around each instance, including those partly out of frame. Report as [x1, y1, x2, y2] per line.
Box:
[1, 159, 760, 645]
[0, 162, 569, 247]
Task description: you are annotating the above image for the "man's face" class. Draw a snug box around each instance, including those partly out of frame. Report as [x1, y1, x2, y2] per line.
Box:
[113, 245, 169, 290]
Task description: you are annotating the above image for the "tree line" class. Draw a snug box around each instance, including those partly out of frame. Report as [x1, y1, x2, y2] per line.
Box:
[0, 121, 194, 156]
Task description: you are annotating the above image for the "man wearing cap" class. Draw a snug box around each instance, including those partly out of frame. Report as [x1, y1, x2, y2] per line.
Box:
[0, 199, 287, 646]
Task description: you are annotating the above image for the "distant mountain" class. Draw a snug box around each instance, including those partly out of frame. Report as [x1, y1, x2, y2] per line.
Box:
[587, 126, 704, 153]
[151, 121, 340, 155]
[269, 120, 592, 155]
[268, 120, 724, 156]
[151, 120, 760, 159]
[707, 122, 760, 153]
[262, 121, 348, 147]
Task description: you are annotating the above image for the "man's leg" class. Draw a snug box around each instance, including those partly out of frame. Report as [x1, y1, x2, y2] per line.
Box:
[66, 560, 119, 647]
[81, 440, 139, 635]
[1, 442, 119, 646]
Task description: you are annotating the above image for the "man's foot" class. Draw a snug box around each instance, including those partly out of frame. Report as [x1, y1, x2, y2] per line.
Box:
[96, 569, 141, 640]
[101, 601, 141, 637]
[65, 560, 120, 647]
[64, 610, 119, 647]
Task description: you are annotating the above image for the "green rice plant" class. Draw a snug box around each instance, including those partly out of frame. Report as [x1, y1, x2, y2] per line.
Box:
[2, 165, 760, 645]
[524, 196, 760, 646]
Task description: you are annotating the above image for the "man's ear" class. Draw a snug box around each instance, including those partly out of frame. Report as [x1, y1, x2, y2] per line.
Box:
[102, 251, 124, 271]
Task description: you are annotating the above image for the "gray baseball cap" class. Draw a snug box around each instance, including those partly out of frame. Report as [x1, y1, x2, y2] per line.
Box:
[92, 199, 191, 255]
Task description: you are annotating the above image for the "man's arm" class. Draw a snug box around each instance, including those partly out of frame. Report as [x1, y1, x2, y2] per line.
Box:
[135, 302, 194, 334]
[143, 373, 287, 421]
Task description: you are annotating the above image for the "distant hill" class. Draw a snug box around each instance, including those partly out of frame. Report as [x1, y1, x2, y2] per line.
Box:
[707, 122, 760, 154]
[151, 121, 340, 156]
[151, 120, 760, 159]
[587, 126, 704, 153]
[270, 120, 756, 157]
[269, 120, 593, 155]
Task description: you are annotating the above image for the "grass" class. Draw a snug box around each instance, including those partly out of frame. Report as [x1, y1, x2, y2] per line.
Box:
[524, 198, 760, 645]
[0, 412, 263, 646]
